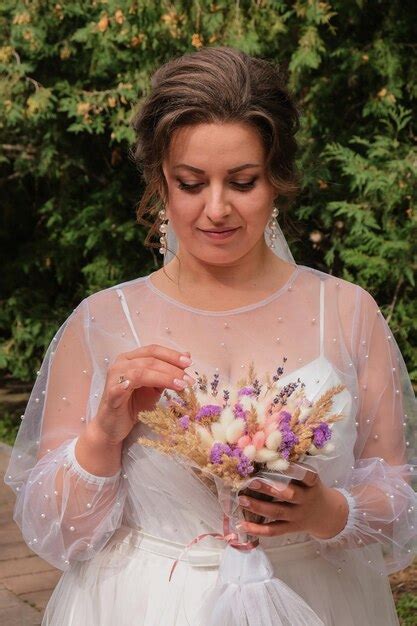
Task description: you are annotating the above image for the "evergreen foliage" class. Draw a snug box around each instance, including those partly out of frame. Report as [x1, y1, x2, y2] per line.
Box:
[0, 1, 416, 382]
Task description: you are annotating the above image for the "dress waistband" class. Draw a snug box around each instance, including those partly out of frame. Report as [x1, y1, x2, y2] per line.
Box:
[110, 524, 321, 568]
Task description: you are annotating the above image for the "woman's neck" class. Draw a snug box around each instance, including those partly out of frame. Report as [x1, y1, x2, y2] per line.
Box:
[149, 246, 297, 311]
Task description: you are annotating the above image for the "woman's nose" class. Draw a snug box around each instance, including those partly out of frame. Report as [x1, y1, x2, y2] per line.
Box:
[204, 196, 232, 222]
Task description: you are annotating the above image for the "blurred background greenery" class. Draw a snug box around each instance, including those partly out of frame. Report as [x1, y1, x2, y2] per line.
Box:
[0, 1, 416, 619]
[1, 0, 416, 384]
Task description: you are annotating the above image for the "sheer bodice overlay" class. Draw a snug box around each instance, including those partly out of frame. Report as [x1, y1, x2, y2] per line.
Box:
[4, 264, 417, 578]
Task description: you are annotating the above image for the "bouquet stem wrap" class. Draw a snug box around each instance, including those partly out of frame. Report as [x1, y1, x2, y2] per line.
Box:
[196, 478, 325, 626]
[168, 469, 325, 625]
[198, 540, 325, 625]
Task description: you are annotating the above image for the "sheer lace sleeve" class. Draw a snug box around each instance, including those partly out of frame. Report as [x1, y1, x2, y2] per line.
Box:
[315, 285, 417, 575]
[3, 298, 128, 571]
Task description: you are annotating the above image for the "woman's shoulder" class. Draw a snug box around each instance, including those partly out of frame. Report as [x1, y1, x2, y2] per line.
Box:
[298, 263, 380, 325]
[81, 274, 149, 309]
[298, 263, 362, 299]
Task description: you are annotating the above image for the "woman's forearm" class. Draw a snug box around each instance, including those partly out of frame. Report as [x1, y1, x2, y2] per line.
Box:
[75, 420, 124, 477]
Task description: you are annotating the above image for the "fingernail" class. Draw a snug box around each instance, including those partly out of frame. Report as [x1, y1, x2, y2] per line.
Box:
[183, 374, 195, 385]
[272, 482, 288, 492]
[122, 379, 130, 389]
[174, 378, 187, 388]
[179, 356, 193, 365]
[251, 480, 261, 489]
[239, 496, 250, 507]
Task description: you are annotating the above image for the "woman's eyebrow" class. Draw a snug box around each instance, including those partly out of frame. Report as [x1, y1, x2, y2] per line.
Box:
[172, 163, 261, 174]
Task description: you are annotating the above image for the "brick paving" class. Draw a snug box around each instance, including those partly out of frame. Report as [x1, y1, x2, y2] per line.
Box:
[0, 442, 61, 625]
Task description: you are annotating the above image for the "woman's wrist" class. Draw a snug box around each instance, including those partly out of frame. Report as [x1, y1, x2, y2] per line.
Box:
[86, 419, 124, 448]
[310, 486, 350, 540]
[74, 421, 124, 477]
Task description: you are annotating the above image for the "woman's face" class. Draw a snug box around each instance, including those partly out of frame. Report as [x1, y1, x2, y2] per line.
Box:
[161, 122, 278, 266]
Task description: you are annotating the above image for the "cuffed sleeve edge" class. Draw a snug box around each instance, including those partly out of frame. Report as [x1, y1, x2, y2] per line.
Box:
[315, 487, 359, 545]
[65, 437, 122, 485]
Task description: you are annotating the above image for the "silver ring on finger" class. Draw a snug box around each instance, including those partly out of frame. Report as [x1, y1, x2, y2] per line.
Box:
[117, 374, 127, 384]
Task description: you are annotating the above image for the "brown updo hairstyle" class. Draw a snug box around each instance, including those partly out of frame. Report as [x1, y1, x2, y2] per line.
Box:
[130, 45, 301, 260]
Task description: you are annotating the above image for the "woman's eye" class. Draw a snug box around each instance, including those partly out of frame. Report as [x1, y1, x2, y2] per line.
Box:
[177, 179, 257, 192]
[233, 179, 257, 190]
[177, 182, 203, 192]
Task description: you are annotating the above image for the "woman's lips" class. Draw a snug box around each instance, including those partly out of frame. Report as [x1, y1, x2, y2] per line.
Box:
[199, 228, 240, 240]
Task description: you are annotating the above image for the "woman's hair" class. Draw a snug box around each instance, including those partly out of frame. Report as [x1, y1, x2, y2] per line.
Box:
[130, 45, 301, 257]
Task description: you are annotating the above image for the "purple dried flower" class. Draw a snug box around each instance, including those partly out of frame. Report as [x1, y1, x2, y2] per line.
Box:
[179, 415, 190, 429]
[237, 454, 254, 477]
[252, 379, 262, 398]
[210, 443, 232, 464]
[233, 402, 247, 421]
[210, 373, 220, 396]
[237, 386, 255, 397]
[195, 404, 222, 422]
[312, 423, 332, 448]
[278, 410, 292, 425]
[278, 423, 299, 460]
[229, 447, 254, 477]
[280, 427, 299, 448]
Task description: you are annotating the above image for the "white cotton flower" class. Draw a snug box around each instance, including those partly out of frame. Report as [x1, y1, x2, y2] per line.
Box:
[238, 395, 254, 411]
[265, 431, 283, 451]
[266, 458, 290, 471]
[211, 422, 228, 443]
[284, 393, 299, 413]
[299, 406, 312, 422]
[254, 448, 280, 463]
[243, 444, 256, 461]
[308, 443, 320, 456]
[196, 426, 214, 450]
[219, 406, 235, 427]
[254, 397, 271, 426]
[226, 420, 246, 444]
[194, 389, 209, 406]
[323, 442, 335, 454]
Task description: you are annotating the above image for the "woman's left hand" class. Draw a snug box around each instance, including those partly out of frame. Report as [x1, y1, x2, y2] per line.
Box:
[237, 471, 349, 540]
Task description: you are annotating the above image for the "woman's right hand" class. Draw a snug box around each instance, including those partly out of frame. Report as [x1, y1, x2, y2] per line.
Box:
[91, 344, 195, 445]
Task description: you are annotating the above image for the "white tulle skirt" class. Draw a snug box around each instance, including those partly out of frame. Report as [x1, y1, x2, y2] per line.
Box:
[42, 524, 400, 626]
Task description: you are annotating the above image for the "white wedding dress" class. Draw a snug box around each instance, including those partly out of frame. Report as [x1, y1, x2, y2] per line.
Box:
[4, 263, 417, 625]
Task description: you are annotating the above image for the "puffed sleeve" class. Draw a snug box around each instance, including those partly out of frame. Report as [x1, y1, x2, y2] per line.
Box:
[315, 285, 417, 575]
[3, 297, 128, 571]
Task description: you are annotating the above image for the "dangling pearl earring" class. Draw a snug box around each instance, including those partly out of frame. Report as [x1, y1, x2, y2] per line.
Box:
[158, 207, 169, 255]
[267, 204, 280, 249]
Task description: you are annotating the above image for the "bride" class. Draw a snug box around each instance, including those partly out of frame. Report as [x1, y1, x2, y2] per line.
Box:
[5, 46, 417, 625]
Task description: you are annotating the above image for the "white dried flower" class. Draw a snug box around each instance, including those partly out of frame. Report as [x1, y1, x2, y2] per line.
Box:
[243, 444, 257, 461]
[299, 406, 312, 422]
[266, 458, 290, 471]
[254, 397, 272, 426]
[266, 431, 283, 451]
[226, 420, 246, 444]
[211, 422, 227, 443]
[219, 406, 235, 427]
[254, 448, 281, 463]
[194, 389, 209, 406]
[239, 395, 254, 411]
[196, 425, 214, 450]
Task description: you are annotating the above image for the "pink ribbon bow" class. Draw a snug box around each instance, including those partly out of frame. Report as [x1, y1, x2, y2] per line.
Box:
[169, 515, 259, 582]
